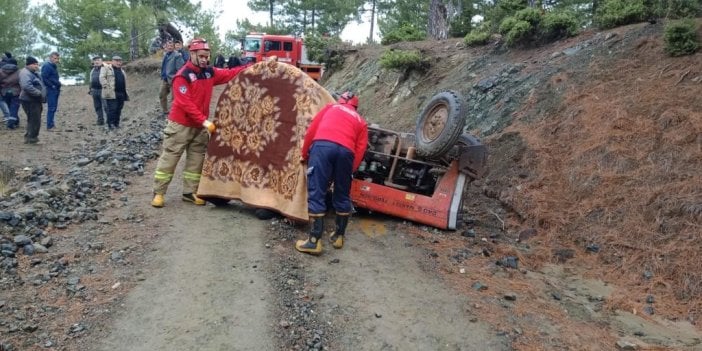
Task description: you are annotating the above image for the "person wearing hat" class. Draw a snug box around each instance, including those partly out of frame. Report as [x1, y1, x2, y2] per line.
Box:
[18, 56, 46, 144]
[88, 56, 107, 125]
[99, 55, 128, 130]
[40, 51, 61, 130]
[150, 37, 253, 208]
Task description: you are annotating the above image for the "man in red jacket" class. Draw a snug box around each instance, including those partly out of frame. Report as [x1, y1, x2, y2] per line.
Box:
[151, 38, 251, 208]
[297, 91, 368, 254]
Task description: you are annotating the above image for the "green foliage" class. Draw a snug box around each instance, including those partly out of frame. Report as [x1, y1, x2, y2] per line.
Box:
[377, 0, 429, 39]
[499, 8, 579, 46]
[542, 10, 580, 39]
[464, 30, 491, 46]
[191, 8, 223, 54]
[381, 25, 426, 45]
[499, 17, 520, 35]
[503, 19, 534, 45]
[662, 0, 702, 18]
[664, 18, 699, 56]
[515, 7, 542, 25]
[0, 0, 34, 55]
[448, 0, 475, 38]
[596, 0, 647, 29]
[304, 33, 344, 69]
[247, 0, 364, 37]
[379, 49, 426, 71]
[34, 0, 129, 76]
[31, 0, 233, 77]
[484, 0, 528, 32]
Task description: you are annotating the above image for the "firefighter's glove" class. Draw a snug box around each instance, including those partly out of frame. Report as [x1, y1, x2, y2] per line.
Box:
[202, 120, 216, 134]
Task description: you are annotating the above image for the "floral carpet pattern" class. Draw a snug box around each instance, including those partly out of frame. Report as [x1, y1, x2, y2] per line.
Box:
[197, 60, 334, 221]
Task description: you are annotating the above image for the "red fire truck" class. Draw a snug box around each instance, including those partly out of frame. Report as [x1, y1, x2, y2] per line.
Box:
[242, 33, 324, 81]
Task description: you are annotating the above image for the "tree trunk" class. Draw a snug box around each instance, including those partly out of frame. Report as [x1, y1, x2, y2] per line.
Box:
[312, 8, 316, 32]
[428, 0, 449, 40]
[130, 25, 139, 60]
[368, 0, 376, 43]
[129, 0, 139, 60]
[268, 0, 274, 26]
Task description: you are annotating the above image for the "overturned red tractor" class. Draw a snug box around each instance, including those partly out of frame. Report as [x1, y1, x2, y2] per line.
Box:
[350, 91, 488, 230]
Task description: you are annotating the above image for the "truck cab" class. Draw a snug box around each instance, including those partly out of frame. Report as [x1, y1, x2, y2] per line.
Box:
[242, 33, 323, 81]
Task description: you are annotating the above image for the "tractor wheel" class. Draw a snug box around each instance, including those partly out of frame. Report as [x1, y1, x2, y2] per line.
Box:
[415, 91, 466, 159]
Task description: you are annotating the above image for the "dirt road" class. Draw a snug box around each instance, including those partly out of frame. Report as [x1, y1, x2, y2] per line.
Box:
[90, 161, 508, 350]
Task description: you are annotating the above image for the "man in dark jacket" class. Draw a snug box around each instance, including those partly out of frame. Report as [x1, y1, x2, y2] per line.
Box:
[0, 59, 21, 129]
[227, 54, 241, 69]
[40, 52, 61, 130]
[214, 53, 225, 68]
[19, 56, 46, 144]
[89, 56, 107, 125]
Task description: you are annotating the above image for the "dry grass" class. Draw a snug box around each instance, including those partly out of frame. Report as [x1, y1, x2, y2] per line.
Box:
[509, 31, 702, 321]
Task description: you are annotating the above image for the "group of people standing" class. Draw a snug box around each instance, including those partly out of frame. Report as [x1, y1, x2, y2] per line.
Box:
[212, 52, 244, 69]
[88, 55, 129, 129]
[0, 51, 62, 144]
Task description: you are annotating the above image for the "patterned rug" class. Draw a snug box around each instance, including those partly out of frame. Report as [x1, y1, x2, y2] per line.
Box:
[197, 60, 335, 221]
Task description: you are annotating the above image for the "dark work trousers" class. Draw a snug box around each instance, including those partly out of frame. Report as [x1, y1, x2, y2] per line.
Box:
[45, 89, 59, 129]
[307, 140, 355, 215]
[4, 95, 20, 128]
[105, 98, 125, 128]
[21, 100, 43, 142]
[91, 90, 106, 124]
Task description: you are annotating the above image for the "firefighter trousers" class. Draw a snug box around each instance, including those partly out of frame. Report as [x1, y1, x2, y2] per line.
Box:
[307, 140, 354, 215]
[153, 120, 209, 195]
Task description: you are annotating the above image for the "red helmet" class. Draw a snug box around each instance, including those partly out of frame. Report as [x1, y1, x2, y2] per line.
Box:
[337, 91, 359, 108]
[189, 38, 210, 51]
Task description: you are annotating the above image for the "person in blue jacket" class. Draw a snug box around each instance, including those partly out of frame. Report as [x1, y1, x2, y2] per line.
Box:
[40, 52, 61, 130]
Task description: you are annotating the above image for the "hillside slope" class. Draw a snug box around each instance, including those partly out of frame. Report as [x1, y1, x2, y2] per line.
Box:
[323, 20, 702, 337]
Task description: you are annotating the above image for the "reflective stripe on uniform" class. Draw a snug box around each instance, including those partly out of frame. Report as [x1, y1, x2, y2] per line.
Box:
[183, 171, 201, 181]
[154, 170, 173, 181]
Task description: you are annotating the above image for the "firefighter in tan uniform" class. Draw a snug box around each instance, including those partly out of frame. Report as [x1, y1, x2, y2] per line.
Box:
[151, 38, 250, 207]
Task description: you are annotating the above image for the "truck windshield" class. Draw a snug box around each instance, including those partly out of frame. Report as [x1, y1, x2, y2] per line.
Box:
[244, 39, 261, 52]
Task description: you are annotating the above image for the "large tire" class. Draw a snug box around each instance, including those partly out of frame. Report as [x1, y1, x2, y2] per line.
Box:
[415, 91, 466, 159]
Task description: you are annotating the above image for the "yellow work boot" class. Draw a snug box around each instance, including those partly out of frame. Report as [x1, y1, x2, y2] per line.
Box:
[295, 237, 322, 255]
[296, 216, 324, 255]
[182, 193, 206, 206]
[151, 194, 164, 208]
[329, 231, 344, 249]
[329, 214, 349, 249]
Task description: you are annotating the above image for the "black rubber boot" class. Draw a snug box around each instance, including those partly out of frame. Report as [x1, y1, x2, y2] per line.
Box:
[296, 216, 324, 255]
[330, 215, 349, 249]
